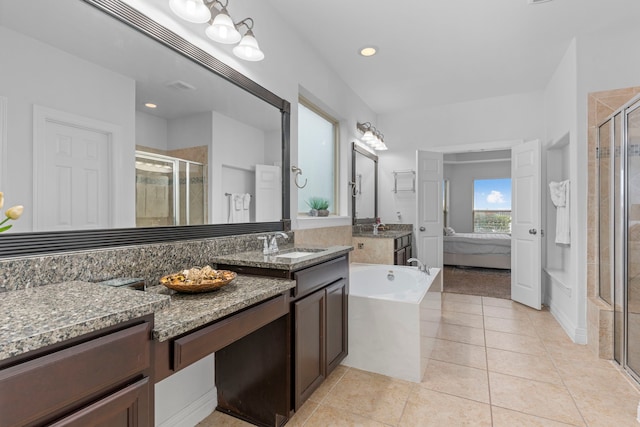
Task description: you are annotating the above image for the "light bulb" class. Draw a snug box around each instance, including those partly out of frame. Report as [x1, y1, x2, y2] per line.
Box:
[169, 0, 211, 23]
[233, 31, 264, 61]
[205, 10, 241, 44]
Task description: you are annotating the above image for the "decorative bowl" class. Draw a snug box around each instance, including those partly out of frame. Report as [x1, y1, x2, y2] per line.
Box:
[160, 266, 236, 293]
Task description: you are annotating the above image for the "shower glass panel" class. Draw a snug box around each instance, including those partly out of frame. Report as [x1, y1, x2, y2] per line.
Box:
[626, 102, 640, 376]
[189, 163, 207, 225]
[598, 119, 613, 305]
[614, 113, 623, 363]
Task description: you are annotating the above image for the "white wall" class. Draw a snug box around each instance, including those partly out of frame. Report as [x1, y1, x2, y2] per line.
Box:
[0, 26, 137, 232]
[136, 111, 168, 150]
[444, 160, 512, 233]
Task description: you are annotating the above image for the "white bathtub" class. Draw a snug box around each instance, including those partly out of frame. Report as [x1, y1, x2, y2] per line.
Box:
[342, 263, 442, 382]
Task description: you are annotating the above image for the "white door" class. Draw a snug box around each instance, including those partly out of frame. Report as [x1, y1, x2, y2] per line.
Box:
[511, 140, 542, 309]
[255, 164, 282, 222]
[37, 120, 111, 231]
[416, 151, 444, 275]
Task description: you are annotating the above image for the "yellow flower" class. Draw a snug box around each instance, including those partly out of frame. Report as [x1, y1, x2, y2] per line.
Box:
[6, 205, 23, 220]
[0, 192, 3, 210]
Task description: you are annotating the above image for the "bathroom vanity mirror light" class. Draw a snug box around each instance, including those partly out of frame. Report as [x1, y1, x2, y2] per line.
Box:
[352, 143, 378, 225]
[0, 0, 291, 257]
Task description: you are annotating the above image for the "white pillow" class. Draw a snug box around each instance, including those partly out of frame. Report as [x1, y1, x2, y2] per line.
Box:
[444, 227, 455, 236]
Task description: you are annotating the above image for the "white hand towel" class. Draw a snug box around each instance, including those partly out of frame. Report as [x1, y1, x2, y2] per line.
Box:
[228, 193, 243, 223]
[242, 193, 251, 222]
[549, 180, 570, 244]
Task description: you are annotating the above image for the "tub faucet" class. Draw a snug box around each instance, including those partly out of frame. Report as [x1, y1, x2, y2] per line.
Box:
[407, 258, 431, 275]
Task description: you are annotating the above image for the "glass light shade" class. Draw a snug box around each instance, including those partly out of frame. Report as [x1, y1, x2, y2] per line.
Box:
[362, 130, 374, 141]
[232, 32, 265, 61]
[169, 0, 211, 23]
[205, 11, 241, 44]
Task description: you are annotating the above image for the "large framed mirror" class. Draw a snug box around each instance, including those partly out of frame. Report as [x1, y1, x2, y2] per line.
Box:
[351, 143, 377, 224]
[0, 0, 290, 257]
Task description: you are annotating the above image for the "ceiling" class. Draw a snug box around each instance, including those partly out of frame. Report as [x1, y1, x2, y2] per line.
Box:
[267, 0, 640, 115]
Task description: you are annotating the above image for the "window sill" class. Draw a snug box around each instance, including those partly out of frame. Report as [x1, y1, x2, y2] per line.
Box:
[295, 215, 352, 230]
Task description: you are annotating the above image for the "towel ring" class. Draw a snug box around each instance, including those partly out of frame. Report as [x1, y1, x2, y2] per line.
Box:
[291, 166, 308, 189]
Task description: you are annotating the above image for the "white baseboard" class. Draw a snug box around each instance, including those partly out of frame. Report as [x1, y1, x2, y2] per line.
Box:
[156, 387, 217, 427]
[548, 298, 586, 344]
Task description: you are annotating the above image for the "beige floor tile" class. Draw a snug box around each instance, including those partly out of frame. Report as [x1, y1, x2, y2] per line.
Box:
[420, 359, 489, 403]
[196, 410, 253, 426]
[483, 315, 537, 337]
[483, 304, 530, 320]
[442, 300, 484, 315]
[486, 347, 562, 384]
[429, 338, 487, 369]
[568, 385, 640, 427]
[544, 339, 605, 362]
[322, 367, 413, 425]
[491, 406, 582, 427]
[399, 387, 492, 426]
[482, 296, 518, 308]
[489, 372, 584, 425]
[308, 365, 349, 403]
[304, 403, 387, 427]
[440, 310, 485, 329]
[484, 329, 547, 356]
[436, 322, 486, 346]
[286, 401, 319, 427]
[443, 292, 483, 305]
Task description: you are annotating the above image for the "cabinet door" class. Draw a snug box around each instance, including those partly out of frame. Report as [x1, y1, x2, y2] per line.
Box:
[325, 279, 348, 374]
[50, 377, 150, 427]
[394, 247, 406, 265]
[294, 290, 325, 410]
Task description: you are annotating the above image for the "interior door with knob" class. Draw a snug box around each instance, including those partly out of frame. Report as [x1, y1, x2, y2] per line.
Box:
[416, 151, 444, 279]
[511, 140, 542, 309]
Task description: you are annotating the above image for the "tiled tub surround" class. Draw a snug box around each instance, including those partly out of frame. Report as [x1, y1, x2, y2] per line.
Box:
[0, 281, 169, 361]
[0, 232, 294, 292]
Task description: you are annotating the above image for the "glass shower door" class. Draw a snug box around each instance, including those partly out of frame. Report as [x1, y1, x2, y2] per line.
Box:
[598, 119, 613, 306]
[626, 101, 640, 377]
[135, 155, 175, 226]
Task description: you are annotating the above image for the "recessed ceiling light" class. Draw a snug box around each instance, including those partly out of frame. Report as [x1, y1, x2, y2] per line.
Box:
[145, 103, 157, 109]
[360, 47, 377, 57]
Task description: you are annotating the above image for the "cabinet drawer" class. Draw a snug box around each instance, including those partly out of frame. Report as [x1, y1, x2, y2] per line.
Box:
[173, 294, 288, 371]
[294, 256, 348, 298]
[0, 322, 151, 427]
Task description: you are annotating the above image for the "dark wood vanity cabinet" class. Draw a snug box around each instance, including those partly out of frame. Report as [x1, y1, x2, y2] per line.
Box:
[394, 233, 413, 265]
[292, 256, 349, 410]
[0, 316, 153, 427]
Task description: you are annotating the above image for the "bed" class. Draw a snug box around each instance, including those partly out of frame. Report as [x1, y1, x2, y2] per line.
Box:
[443, 232, 511, 269]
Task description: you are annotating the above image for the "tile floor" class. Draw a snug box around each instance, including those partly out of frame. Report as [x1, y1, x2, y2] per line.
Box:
[199, 293, 640, 426]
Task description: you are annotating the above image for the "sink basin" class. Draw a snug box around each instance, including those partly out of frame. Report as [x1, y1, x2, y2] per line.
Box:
[273, 248, 325, 259]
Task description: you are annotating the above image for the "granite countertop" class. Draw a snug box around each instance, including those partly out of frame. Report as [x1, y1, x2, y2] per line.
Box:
[148, 274, 296, 342]
[211, 245, 352, 271]
[0, 281, 170, 362]
[352, 230, 412, 239]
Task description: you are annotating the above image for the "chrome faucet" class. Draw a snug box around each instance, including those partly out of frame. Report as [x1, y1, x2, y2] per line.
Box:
[269, 232, 289, 254]
[372, 222, 386, 235]
[407, 258, 431, 275]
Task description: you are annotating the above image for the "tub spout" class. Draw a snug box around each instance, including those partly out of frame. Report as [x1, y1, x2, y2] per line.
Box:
[407, 258, 430, 275]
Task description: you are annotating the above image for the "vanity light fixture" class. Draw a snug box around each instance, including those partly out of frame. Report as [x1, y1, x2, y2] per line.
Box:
[168, 0, 264, 61]
[357, 122, 388, 151]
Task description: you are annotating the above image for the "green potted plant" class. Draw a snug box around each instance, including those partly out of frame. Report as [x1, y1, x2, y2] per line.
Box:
[306, 197, 330, 217]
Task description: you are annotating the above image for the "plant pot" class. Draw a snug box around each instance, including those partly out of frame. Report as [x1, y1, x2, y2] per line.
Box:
[308, 209, 318, 217]
[318, 209, 329, 217]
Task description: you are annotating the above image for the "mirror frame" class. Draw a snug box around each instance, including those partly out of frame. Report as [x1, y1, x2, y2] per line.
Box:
[0, 0, 291, 258]
[351, 143, 378, 225]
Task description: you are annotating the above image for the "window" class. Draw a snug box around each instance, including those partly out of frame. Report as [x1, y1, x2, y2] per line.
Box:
[297, 99, 338, 214]
[473, 178, 511, 233]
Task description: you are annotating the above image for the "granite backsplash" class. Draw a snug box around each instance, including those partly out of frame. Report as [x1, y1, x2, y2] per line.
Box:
[0, 232, 293, 292]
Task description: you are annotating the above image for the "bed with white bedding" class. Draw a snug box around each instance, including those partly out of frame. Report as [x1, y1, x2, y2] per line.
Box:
[443, 232, 511, 269]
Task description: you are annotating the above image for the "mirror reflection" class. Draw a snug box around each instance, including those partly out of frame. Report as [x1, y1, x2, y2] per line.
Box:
[352, 144, 377, 223]
[0, 0, 283, 232]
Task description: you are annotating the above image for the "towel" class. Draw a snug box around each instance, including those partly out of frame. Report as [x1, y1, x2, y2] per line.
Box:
[228, 193, 243, 223]
[242, 193, 251, 222]
[549, 180, 570, 244]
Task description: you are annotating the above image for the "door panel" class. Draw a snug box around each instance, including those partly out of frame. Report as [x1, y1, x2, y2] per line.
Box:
[511, 140, 542, 309]
[416, 151, 444, 271]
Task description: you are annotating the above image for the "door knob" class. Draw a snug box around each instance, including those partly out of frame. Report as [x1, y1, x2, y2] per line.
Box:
[529, 228, 537, 235]
[419, 226, 426, 231]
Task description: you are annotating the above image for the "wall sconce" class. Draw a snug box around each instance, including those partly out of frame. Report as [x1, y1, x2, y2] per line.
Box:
[168, 0, 265, 61]
[357, 122, 388, 151]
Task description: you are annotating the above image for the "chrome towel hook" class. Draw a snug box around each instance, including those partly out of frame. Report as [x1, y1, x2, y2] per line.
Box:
[291, 165, 308, 189]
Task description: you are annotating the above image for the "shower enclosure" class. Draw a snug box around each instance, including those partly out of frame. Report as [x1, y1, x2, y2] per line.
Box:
[135, 151, 207, 227]
[598, 94, 640, 381]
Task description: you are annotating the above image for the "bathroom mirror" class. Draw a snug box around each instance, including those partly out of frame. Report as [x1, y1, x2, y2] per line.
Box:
[0, 0, 290, 257]
[352, 143, 378, 224]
